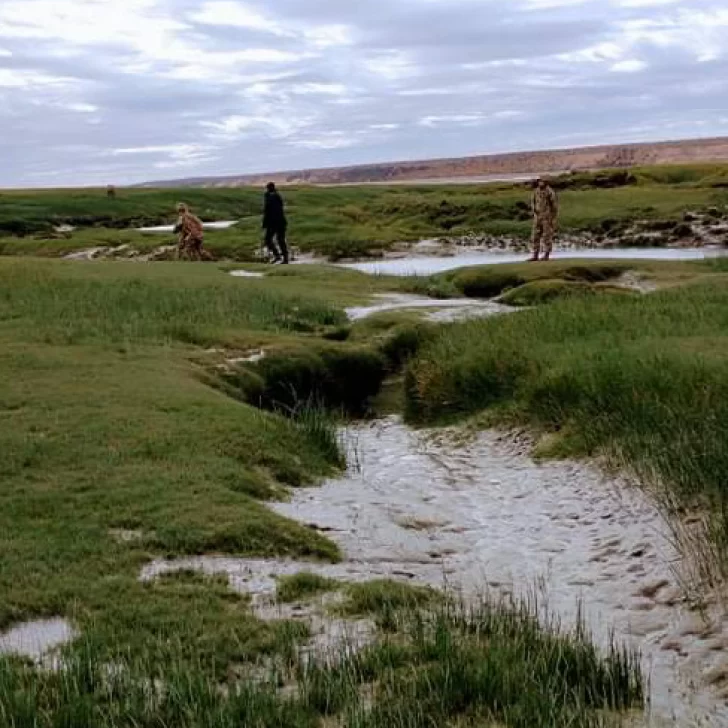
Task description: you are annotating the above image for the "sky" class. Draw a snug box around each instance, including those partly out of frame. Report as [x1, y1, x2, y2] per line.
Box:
[1, 0, 727, 187]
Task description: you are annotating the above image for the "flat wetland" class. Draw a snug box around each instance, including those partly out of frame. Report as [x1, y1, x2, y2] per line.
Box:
[2, 165, 728, 726]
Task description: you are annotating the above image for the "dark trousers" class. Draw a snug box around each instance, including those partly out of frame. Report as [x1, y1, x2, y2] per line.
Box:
[264, 226, 289, 263]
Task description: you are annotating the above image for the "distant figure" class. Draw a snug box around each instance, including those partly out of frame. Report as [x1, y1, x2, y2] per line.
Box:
[173, 203, 206, 261]
[107, 185, 116, 199]
[529, 178, 559, 262]
[262, 182, 289, 264]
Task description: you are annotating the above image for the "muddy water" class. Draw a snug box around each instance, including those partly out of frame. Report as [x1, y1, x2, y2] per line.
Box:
[144, 418, 728, 726]
[343, 248, 724, 276]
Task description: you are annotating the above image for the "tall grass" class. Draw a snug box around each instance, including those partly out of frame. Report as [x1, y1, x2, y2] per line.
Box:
[290, 401, 347, 469]
[0, 259, 345, 345]
[0, 594, 642, 728]
[406, 274, 728, 566]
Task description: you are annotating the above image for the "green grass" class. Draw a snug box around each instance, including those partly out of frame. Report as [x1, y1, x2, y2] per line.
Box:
[498, 279, 638, 307]
[405, 259, 728, 563]
[3, 163, 727, 260]
[276, 573, 341, 603]
[0, 259, 375, 642]
[336, 580, 441, 618]
[0, 594, 642, 728]
[438, 260, 633, 299]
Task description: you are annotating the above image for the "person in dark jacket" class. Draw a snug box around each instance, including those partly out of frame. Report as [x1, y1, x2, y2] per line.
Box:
[262, 182, 289, 264]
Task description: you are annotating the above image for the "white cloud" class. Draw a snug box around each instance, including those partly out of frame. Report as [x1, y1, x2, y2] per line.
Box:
[1, 0, 727, 186]
[66, 102, 98, 113]
[292, 83, 348, 96]
[294, 132, 358, 150]
[0, 69, 70, 88]
[419, 113, 487, 127]
[190, 1, 285, 34]
[611, 59, 648, 72]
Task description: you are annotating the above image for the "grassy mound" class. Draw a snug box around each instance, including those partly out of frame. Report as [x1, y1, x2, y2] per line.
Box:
[439, 260, 630, 300]
[499, 279, 595, 306]
[499, 279, 638, 307]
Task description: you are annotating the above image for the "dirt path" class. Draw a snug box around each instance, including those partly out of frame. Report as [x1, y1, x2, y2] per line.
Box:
[145, 418, 728, 726]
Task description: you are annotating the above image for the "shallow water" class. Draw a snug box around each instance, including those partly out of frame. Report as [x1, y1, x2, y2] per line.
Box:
[229, 269, 265, 278]
[343, 247, 725, 276]
[145, 418, 728, 726]
[137, 220, 238, 233]
[0, 618, 75, 662]
[346, 293, 513, 322]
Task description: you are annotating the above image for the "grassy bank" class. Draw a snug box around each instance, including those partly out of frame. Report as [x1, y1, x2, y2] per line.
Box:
[2, 163, 728, 260]
[0, 260, 376, 665]
[406, 257, 728, 568]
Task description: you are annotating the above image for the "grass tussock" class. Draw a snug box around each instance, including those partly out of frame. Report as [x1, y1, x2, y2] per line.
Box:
[499, 279, 637, 307]
[277, 573, 341, 603]
[439, 260, 630, 300]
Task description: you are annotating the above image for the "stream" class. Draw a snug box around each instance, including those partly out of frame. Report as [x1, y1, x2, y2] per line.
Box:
[145, 417, 728, 726]
[341, 247, 725, 276]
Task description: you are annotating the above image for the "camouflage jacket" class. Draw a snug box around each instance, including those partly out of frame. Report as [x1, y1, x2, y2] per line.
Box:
[531, 186, 558, 219]
[174, 213, 204, 242]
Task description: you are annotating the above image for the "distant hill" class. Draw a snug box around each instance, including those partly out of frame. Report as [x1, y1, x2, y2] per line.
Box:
[139, 136, 728, 188]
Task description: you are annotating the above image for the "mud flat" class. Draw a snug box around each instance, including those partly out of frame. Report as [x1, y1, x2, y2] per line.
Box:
[144, 418, 728, 727]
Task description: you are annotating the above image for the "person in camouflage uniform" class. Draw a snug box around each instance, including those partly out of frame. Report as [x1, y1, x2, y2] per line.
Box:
[173, 203, 206, 261]
[529, 178, 559, 261]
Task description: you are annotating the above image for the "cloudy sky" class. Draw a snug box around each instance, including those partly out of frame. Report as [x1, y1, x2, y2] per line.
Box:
[1, 0, 727, 187]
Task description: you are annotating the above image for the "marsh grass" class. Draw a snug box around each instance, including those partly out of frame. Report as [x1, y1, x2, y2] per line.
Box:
[406, 266, 728, 569]
[276, 573, 341, 604]
[3, 164, 727, 259]
[0, 593, 643, 728]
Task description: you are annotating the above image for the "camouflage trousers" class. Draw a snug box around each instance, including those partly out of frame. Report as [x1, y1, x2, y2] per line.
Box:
[178, 236, 205, 261]
[531, 216, 557, 259]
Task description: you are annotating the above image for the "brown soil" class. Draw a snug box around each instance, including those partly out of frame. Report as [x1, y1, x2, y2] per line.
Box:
[142, 136, 728, 188]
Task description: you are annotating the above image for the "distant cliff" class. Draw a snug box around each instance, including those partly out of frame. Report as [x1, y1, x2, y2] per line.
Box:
[139, 136, 728, 188]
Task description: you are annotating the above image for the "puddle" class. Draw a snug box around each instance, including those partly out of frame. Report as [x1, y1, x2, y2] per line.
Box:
[226, 350, 266, 365]
[229, 270, 265, 278]
[109, 528, 144, 543]
[346, 294, 513, 322]
[137, 220, 238, 233]
[64, 247, 109, 261]
[145, 418, 728, 725]
[0, 619, 76, 662]
[342, 248, 725, 277]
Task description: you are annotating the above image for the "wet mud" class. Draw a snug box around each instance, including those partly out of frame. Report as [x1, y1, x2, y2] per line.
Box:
[144, 418, 728, 726]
